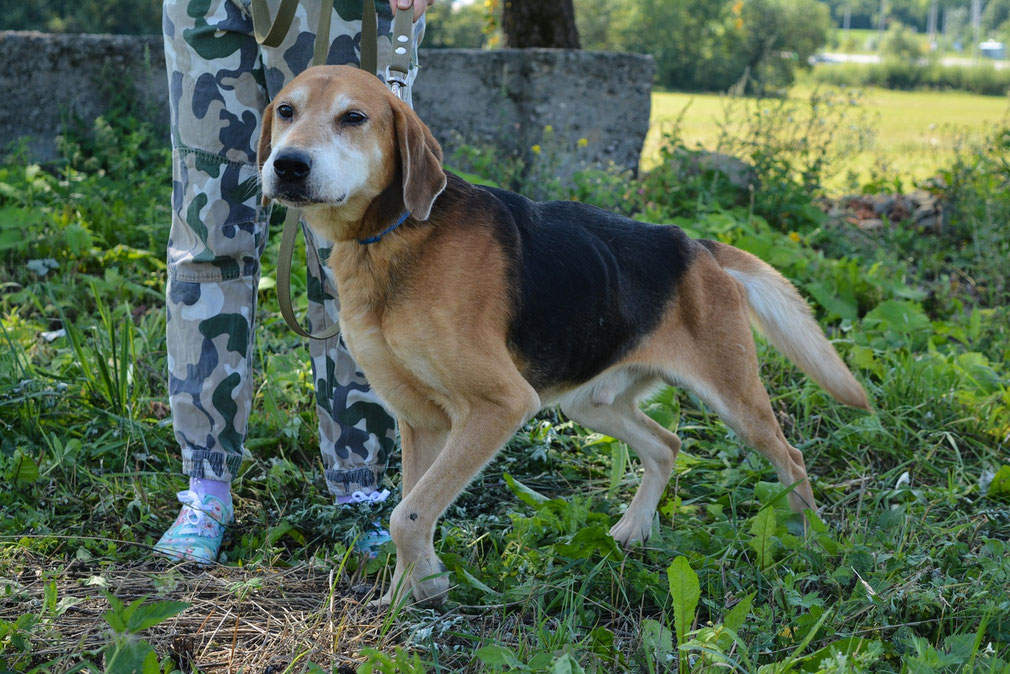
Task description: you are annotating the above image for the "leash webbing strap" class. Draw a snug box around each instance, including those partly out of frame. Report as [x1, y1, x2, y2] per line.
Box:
[250, 0, 300, 47]
[265, 0, 415, 340]
[313, 0, 333, 67]
[276, 208, 342, 340]
[388, 8, 413, 81]
[272, 1, 341, 340]
[361, 0, 378, 75]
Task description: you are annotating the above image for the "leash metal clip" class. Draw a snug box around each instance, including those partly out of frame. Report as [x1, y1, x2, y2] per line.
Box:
[385, 66, 410, 102]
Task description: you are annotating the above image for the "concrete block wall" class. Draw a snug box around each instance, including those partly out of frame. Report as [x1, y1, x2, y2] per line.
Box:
[0, 31, 654, 177]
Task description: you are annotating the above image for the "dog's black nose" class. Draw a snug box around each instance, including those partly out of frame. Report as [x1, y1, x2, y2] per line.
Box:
[273, 149, 312, 180]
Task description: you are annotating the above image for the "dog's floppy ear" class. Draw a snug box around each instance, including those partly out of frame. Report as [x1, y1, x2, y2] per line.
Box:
[257, 103, 275, 206]
[392, 98, 446, 221]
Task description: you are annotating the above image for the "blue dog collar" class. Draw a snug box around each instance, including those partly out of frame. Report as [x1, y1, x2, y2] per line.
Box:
[358, 211, 411, 245]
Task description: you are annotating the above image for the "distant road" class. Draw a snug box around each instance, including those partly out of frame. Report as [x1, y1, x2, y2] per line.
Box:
[818, 52, 1010, 70]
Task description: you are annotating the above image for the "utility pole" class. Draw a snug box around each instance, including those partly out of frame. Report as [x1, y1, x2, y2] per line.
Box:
[878, 0, 886, 36]
[971, 0, 981, 60]
[927, 0, 938, 45]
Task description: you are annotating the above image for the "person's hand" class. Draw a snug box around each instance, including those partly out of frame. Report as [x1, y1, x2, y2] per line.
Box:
[391, 0, 434, 22]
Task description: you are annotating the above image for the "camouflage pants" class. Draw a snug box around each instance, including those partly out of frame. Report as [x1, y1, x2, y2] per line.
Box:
[164, 0, 423, 495]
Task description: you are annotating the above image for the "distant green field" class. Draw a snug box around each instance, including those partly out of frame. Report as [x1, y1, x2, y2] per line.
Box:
[645, 85, 1008, 191]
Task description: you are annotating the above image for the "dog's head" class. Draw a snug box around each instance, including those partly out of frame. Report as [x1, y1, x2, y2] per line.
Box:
[257, 65, 446, 238]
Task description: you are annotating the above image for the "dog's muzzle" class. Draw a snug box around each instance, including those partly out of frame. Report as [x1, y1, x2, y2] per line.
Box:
[271, 148, 313, 202]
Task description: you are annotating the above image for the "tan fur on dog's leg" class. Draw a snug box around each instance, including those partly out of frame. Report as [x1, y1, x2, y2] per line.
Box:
[377, 421, 447, 608]
[667, 280, 817, 513]
[697, 372, 816, 513]
[641, 256, 818, 515]
[400, 422, 448, 496]
[564, 394, 681, 547]
[385, 384, 539, 606]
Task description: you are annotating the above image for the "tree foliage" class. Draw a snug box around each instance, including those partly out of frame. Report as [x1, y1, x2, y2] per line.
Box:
[5, 0, 832, 93]
[422, 2, 488, 48]
[576, 0, 831, 93]
[0, 0, 161, 35]
[502, 0, 580, 48]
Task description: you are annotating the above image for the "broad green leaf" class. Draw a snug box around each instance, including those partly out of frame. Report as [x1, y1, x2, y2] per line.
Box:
[11, 450, 39, 485]
[804, 280, 858, 320]
[475, 644, 521, 669]
[641, 618, 675, 668]
[503, 472, 550, 507]
[804, 508, 828, 534]
[724, 592, 755, 633]
[456, 565, 501, 597]
[64, 222, 93, 255]
[102, 593, 127, 633]
[987, 465, 1010, 499]
[863, 300, 931, 348]
[551, 653, 586, 674]
[267, 521, 306, 546]
[589, 626, 615, 658]
[608, 441, 629, 498]
[555, 526, 623, 560]
[749, 507, 777, 569]
[104, 640, 158, 674]
[849, 344, 883, 377]
[43, 580, 57, 614]
[667, 556, 700, 648]
[125, 599, 190, 633]
[54, 596, 84, 617]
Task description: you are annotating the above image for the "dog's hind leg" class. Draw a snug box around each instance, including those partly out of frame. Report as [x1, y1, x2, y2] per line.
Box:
[665, 313, 817, 515]
[681, 367, 816, 514]
[562, 377, 681, 547]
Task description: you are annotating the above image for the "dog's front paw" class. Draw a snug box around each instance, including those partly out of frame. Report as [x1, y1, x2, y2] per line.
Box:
[371, 553, 450, 609]
[409, 554, 450, 606]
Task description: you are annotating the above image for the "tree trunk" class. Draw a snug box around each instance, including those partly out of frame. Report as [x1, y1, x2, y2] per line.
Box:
[502, 0, 581, 48]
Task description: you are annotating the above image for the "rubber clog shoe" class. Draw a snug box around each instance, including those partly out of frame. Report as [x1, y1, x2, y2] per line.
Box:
[154, 489, 233, 565]
[357, 524, 392, 559]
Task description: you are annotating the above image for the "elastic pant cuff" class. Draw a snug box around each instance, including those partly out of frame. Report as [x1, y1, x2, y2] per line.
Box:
[181, 448, 244, 482]
[325, 465, 386, 497]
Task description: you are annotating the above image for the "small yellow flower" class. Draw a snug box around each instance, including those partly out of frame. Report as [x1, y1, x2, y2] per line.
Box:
[531, 144, 542, 155]
[543, 125, 553, 134]
[788, 231, 801, 242]
[577, 137, 589, 148]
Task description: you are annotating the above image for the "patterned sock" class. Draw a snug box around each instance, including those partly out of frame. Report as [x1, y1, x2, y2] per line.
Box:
[190, 477, 231, 505]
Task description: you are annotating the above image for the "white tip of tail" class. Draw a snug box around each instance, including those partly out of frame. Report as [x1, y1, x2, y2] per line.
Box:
[721, 254, 871, 411]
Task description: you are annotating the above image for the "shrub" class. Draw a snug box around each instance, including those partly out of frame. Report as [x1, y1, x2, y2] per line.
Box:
[878, 22, 925, 63]
[811, 61, 1010, 96]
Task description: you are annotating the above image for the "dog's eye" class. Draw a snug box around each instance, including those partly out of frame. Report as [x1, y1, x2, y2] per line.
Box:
[277, 104, 294, 119]
[342, 111, 367, 126]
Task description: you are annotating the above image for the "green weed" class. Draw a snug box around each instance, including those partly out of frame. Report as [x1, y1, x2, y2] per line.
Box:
[2, 97, 1009, 672]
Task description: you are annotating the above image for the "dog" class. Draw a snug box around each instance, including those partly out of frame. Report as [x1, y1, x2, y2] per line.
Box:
[257, 65, 871, 606]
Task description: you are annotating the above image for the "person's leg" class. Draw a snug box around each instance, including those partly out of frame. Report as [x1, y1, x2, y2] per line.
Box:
[309, 0, 425, 501]
[303, 237, 396, 500]
[157, 0, 267, 563]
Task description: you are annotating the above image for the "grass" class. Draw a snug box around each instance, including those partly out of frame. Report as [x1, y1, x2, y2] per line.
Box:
[2, 89, 1010, 672]
[645, 86, 1008, 189]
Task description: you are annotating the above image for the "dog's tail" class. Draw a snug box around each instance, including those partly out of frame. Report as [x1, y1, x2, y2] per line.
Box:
[705, 240, 871, 410]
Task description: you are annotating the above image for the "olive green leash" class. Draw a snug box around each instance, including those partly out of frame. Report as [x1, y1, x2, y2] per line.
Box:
[251, 0, 415, 340]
